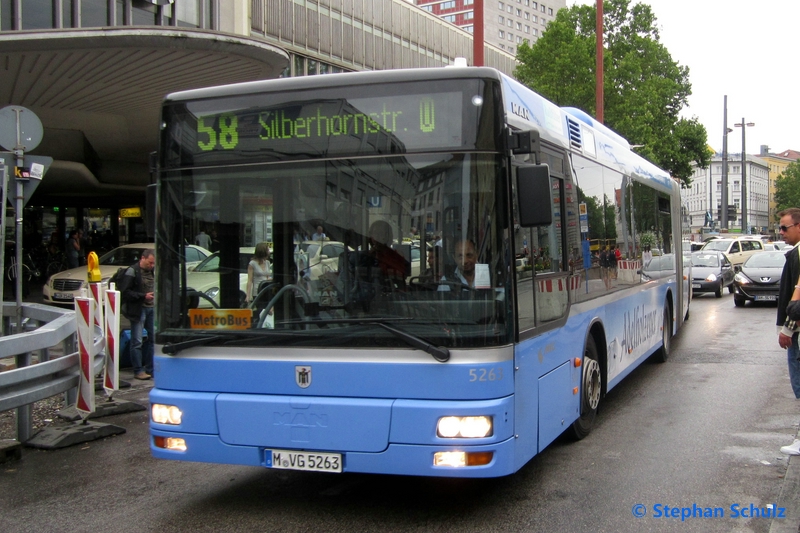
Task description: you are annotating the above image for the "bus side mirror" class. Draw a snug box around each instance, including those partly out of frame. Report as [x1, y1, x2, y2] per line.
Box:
[517, 164, 552, 227]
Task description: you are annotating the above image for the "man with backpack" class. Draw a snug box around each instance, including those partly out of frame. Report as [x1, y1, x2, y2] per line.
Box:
[114, 249, 155, 380]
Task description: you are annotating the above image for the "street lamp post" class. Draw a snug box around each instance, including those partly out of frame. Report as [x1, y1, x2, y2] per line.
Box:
[734, 119, 755, 234]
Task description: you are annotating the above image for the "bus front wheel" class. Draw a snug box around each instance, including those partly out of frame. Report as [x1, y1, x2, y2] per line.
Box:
[571, 335, 601, 440]
[652, 300, 672, 363]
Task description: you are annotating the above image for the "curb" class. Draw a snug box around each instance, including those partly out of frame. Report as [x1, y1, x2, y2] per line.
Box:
[772, 434, 800, 533]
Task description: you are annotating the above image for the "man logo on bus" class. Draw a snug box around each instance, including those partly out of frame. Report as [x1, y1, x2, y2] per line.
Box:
[296, 366, 312, 388]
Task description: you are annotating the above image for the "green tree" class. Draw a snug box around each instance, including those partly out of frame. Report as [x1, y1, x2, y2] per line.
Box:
[774, 161, 800, 214]
[514, 0, 710, 186]
[577, 186, 616, 240]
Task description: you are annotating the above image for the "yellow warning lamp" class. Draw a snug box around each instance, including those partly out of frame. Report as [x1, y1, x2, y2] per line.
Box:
[87, 251, 102, 283]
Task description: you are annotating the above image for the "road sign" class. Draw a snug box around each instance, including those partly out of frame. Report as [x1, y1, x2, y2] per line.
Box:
[0, 105, 43, 152]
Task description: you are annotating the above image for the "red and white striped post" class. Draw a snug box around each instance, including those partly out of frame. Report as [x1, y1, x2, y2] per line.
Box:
[89, 282, 105, 335]
[103, 286, 121, 397]
[75, 297, 95, 418]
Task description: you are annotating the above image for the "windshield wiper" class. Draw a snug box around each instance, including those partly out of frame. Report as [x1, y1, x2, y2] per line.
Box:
[162, 334, 225, 355]
[280, 317, 450, 363]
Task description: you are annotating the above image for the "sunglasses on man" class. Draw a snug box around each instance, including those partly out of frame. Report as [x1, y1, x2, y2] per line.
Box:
[779, 223, 798, 232]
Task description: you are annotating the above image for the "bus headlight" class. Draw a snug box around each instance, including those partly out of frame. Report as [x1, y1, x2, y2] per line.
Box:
[151, 404, 183, 425]
[437, 416, 493, 438]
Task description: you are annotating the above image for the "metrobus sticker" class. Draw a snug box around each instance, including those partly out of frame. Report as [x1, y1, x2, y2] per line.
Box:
[189, 309, 253, 330]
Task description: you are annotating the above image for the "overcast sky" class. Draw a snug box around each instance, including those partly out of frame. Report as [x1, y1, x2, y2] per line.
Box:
[567, 0, 798, 154]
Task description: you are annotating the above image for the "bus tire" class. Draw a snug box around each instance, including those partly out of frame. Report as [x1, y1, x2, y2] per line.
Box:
[571, 335, 601, 440]
[653, 300, 672, 363]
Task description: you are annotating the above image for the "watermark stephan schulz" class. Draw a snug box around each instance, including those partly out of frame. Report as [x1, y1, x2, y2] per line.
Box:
[631, 502, 786, 521]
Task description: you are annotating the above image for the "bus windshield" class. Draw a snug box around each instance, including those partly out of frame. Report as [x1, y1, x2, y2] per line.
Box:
[155, 152, 512, 350]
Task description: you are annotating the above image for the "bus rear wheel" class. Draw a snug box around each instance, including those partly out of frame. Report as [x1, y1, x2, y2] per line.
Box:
[571, 335, 601, 440]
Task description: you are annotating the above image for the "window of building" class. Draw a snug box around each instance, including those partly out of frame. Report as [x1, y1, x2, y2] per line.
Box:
[541, 4, 546, 12]
[532, 15, 537, 22]
[80, 0, 109, 28]
[509, 46, 514, 53]
[507, 5, 513, 13]
[132, 2, 158, 24]
[500, 44, 505, 49]
[524, 11, 529, 19]
[499, 15, 504, 23]
[499, 29, 505, 38]
[464, 11, 473, 19]
[443, 14, 455, 22]
[508, 32, 513, 41]
[516, 22, 521, 30]
[464, 24, 473, 32]
[524, 25, 529, 33]
[532, 28, 537, 35]
[422, 5, 432, 11]
[463, 0, 473, 4]
[548, 7, 553, 15]
[507, 19, 512, 27]
[532, 1, 537, 8]
[441, 1, 456, 9]
[499, 1, 504, 9]
[517, 35, 522, 43]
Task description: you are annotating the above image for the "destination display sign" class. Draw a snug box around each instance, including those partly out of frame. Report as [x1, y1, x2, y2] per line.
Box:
[162, 79, 494, 167]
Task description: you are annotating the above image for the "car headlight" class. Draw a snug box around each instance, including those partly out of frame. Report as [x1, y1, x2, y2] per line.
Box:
[437, 416, 493, 438]
[204, 287, 220, 299]
[734, 272, 750, 284]
[705, 273, 718, 282]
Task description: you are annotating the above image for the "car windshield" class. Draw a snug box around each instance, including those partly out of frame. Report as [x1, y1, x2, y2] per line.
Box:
[193, 252, 251, 273]
[156, 153, 513, 350]
[691, 253, 719, 267]
[744, 252, 786, 268]
[99, 247, 149, 265]
[702, 240, 730, 252]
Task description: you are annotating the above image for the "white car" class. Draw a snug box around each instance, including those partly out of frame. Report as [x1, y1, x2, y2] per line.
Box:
[295, 241, 345, 281]
[185, 247, 255, 308]
[43, 243, 210, 307]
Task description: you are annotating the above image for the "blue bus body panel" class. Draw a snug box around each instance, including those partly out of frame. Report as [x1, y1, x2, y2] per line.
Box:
[216, 394, 393, 451]
[150, 428, 517, 478]
[153, 357, 514, 400]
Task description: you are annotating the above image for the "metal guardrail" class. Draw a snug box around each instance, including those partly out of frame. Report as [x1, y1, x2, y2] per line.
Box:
[0, 302, 105, 442]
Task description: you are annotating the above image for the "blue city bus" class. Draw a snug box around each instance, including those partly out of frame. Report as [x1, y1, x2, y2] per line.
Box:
[150, 66, 689, 477]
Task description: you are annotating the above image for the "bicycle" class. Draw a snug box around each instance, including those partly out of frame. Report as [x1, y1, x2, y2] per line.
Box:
[7, 251, 40, 283]
[44, 251, 68, 280]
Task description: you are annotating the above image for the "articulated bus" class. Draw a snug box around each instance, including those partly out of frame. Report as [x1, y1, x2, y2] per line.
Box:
[150, 66, 689, 477]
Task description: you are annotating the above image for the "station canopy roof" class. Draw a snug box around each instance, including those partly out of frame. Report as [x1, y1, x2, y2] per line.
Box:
[0, 27, 289, 207]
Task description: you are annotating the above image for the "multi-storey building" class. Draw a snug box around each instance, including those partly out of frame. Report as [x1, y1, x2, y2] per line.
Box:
[757, 146, 800, 235]
[416, 0, 565, 55]
[682, 153, 770, 237]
